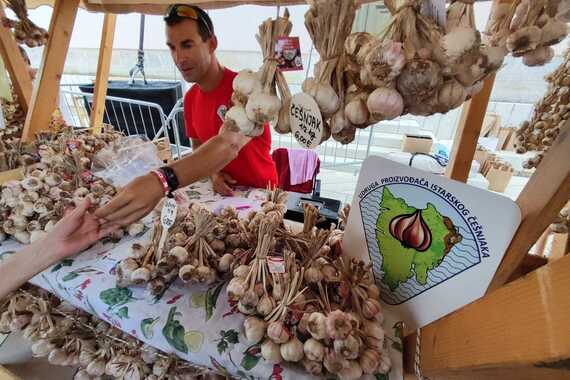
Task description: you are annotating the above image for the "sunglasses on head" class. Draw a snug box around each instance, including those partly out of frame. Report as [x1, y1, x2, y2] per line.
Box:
[165, 4, 212, 37]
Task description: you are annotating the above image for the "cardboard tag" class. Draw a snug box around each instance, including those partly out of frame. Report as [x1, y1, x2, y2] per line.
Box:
[267, 256, 285, 274]
[161, 197, 178, 230]
[290, 93, 324, 149]
[275, 36, 303, 72]
[343, 156, 521, 329]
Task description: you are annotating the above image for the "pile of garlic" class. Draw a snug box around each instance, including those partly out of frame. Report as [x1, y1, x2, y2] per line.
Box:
[484, 0, 569, 67]
[227, 203, 391, 379]
[514, 48, 570, 169]
[0, 286, 227, 380]
[0, 127, 142, 244]
[0, 88, 27, 171]
[2, 0, 49, 47]
[226, 10, 292, 137]
[116, 205, 240, 298]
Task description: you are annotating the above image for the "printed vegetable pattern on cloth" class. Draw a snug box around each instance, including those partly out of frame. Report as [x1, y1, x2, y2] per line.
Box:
[0, 179, 403, 379]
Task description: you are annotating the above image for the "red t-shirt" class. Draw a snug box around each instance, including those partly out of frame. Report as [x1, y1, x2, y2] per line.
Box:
[184, 68, 278, 189]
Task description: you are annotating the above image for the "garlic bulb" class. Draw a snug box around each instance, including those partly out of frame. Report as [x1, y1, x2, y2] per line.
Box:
[326, 310, 353, 340]
[324, 349, 349, 374]
[345, 32, 373, 70]
[303, 78, 340, 116]
[256, 294, 275, 316]
[302, 359, 323, 375]
[332, 125, 356, 145]
[280, 337, 304, 362]
[362, 39, 406, 87]
[261, 340, 283, 364]
[436, 79, 467, 112]
[367, 88, 404, 120]
[307, 312, 328, 340]
[378, 349, 392, 374]
[506, 26, 542, 56]
[523, 46, 555, 67]
[334, 335, 360, 360]
[275, 97, 292, 134]
[397, 59, 443, 106]
[304, 338, 325, 362]
[330, 108, 351, 135]
[233, 69, 262, 104]
[540, 18, 568, 46]
[338, 361, 363, 380]
[345, 95, 369, 126]
[267, 321, 290, 344]
[224, 106, 257, 136]
[246, 92, 281, 124]
[244, 317, 266, 344]
[441, 27, 480, 63]
[218, 253, 234, 272]
[359, 349, 381, 374]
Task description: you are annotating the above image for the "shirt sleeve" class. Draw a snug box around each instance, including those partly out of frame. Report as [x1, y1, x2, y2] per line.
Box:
[183, 90, 198, 140]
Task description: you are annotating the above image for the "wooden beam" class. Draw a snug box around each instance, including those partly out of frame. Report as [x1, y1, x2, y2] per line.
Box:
[0, 3, 33, 113]
[90, 13, 116, 134]
[550, 233, 569, 261]
[487, 120, 570, 292]
[446, 75, 496, 182]
[21, 0, 80, 141]
[404, 254, 570, 380]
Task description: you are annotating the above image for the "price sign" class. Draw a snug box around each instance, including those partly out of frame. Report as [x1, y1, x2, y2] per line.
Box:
[267, 256, 285, 274]
[290, 93, 324, 149]
[161, 197, 178, 230]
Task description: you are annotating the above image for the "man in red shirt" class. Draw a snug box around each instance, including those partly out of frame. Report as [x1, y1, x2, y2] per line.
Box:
[168, 4, 277, 195]
[95, 5, 278, 226]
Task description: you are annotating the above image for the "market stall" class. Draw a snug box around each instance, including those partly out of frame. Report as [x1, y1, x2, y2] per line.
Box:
[0, 0, 569, 379]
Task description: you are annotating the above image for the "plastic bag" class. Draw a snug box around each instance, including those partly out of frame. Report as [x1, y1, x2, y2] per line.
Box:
[92, 135, 163, 187]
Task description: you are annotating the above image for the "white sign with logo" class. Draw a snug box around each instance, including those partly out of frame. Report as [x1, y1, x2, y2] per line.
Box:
[289, 93, 324, 149]
[343, 156, 521, 329]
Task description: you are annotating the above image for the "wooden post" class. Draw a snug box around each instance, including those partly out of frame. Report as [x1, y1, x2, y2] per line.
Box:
[487, 120, 570, 292]
[90, 13, 116, 134]
[0, 3, 32, 113]
[21, 0, 80, 141]
[446, 75, 496, 182]
[404, 254, 570, 380]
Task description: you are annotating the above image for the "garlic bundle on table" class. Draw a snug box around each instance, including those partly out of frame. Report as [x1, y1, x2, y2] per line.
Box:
[514, 48, 570, 169]
[3, 0, 49, 47]
[0, 286, 221, 380]
[226, 10, 292, 137]
[484, 0, 569, 67]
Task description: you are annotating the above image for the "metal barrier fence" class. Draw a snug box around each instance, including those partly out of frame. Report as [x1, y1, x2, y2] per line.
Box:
[59, 84, 535, 171]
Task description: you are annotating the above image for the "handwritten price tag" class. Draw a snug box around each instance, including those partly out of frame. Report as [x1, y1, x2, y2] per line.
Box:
[161, 197, 178, 230]
[267, 256, 285, 274]
[290, 93, 324, 149]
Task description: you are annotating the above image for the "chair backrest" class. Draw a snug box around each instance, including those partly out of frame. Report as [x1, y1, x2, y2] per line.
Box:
[271, 147, 320, 194]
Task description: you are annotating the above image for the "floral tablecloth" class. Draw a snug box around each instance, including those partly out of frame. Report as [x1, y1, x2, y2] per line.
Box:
[0, 179, 404, 380]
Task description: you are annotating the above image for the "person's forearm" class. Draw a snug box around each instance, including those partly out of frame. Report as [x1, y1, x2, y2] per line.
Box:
[191, 138, 202, 152]
[0, 242, 57, 299]
[168, 133, 244, 188]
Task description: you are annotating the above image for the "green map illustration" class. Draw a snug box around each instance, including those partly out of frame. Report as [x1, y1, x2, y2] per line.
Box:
[376, 187, 460, 290]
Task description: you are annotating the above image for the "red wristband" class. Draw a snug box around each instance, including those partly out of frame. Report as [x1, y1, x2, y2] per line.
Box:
[151, 170, 169, 195]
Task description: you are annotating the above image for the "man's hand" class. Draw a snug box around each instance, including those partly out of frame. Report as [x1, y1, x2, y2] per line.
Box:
[43, 199, 117, 261]
[95, 173, 164, 228]
[211, 172, 237, 196]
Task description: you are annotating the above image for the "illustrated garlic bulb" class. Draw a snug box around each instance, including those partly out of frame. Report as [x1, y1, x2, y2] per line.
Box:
[261, 340, 283, 364]
[280, 337, 304, 362]
[389, 210, 432, 251]
[302, 78, 340, 117]
[523, 46, 555, 67]
[224, 106, 258, 136]
[232, 69, 262, 105]
[366, 88, 404, 120]
[245, 91, 281, 124]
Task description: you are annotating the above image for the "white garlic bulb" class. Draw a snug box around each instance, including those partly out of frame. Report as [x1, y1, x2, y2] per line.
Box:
[245, 92, 281, 124]
[243, 317, 266, 344]
[441, 27, 480, 63]
[280, 337, 304, 362]
[345, 95, 370, 126]
[267, 321, 290, 344]
[307, 312, 328, 340]
[367, 88, 404, 120]
[224, 106, 257, 136]
[303, 78, 340, 116]
[338, 361, 363, 380]
[261, 340, 283, 364]
[303, 338, 325, 362]
[437, 80, 467, 112]
[233, 70, 262, 100]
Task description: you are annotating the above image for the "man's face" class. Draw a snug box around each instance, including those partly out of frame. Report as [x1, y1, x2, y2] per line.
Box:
[166, 19, 214, 83]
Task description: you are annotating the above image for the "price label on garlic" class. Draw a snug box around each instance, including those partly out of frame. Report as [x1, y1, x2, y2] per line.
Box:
[290, 93, 324, 149]
[267, 256, 285, 274]
[161, 197, 178, 230]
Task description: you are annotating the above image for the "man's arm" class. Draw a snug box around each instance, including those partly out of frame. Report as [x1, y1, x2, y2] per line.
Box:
[191, 138, 202, 152]
[95, 129, 251, 227]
